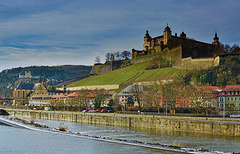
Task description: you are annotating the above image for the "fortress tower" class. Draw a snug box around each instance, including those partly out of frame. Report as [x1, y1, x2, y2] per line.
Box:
[143, 30, 151, 50]
[163, 24, 172, 45]
[212, 32, 220, 46]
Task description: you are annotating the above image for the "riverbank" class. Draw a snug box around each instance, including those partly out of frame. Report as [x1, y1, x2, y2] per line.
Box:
[3, 109, 240, 137]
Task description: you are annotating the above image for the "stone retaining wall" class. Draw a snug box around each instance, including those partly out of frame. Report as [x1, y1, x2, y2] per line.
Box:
[58, 84, 119, 91]
[5, 109, 240, 136]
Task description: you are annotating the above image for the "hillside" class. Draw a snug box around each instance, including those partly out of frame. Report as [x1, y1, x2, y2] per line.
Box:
[68, 60, 185, 88]
[0, 65, 92, 96]
[183, 54, 240, 86]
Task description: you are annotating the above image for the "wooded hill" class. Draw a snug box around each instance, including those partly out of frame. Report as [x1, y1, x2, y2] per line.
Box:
[0, 65, 92, 96]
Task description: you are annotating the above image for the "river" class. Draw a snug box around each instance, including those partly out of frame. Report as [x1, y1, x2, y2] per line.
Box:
[0, 116, 239, 153]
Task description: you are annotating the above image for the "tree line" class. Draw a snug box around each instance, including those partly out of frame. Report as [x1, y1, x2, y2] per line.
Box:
[0, 65, 92, 96]
[95, 51, 131, 63]
[128, 81, 218, 115]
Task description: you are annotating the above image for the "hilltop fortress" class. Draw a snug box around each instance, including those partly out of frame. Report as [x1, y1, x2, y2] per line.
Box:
[132, 25, 221, 70]
[132, 24, 220, 59]
[91, 25, 222, 75]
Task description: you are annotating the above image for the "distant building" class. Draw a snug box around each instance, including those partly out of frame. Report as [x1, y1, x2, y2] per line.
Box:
[19, 70, 40, 79]
[13, 82, 48, 105]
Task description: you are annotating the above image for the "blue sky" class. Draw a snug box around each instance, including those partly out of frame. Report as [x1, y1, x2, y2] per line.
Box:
[0, 0, 239, 71]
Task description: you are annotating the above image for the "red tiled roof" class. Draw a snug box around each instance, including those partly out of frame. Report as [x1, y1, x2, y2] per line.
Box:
[0, 96, 6, 99]
[223, 85, 240, 91]
[197, 86, 222, 91]
[67, 92, 77, 97]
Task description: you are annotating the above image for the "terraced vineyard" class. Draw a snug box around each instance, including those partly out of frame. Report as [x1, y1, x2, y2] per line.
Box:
[68, 60, 185, 88]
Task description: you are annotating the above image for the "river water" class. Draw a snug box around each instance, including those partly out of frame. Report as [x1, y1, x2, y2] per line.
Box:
[0, 116, 239, 153]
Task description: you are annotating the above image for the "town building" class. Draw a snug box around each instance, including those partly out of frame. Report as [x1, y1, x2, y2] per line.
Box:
[29, 93, 52, 107]
[218, 85, 240, 111]
[13, 82, 48, 105]
[116, 85, 144, 109]
[195, 86, 222, 108]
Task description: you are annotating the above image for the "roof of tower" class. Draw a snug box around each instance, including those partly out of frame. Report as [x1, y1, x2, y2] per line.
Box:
[165, 26, 170, 31]
[180, 31, 186, 37]
[164, 23, 171, 31]
[214, 32, 219, 41]
[144, 30, 151, 38]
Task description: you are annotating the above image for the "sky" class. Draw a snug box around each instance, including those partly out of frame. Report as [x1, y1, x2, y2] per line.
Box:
[0, 0, 239, 72]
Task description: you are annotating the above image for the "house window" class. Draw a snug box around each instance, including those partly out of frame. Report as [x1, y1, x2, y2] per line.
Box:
[220, 97, 224, 102]
[235, 97, 237, 101]
[231, 97, 233, 101]
[227, 97, 229, 101]
[23, 91, 25, 98]
[18, 91, 20, 98]
[235, 103, 238, 107]
[231, 91, 234, 95]
[220, 103, 223, 108]
[235, 91, 238, 95]
[228, 92, 230, 95]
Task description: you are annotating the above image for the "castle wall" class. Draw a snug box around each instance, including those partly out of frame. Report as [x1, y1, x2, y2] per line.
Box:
[161, 46, 182, 65]
[90, 62, 113, 75]
[178, 57, 217, 70]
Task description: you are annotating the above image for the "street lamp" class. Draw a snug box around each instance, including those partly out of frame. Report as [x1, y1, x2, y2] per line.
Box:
[223, 98, 225, 118]
[165, 98, 168, 117]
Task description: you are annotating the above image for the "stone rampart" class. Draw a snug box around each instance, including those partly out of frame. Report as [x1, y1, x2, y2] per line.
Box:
[178, 57, 215, 70]
[5, 109, 240, 137]
[90, 62, 113, 75]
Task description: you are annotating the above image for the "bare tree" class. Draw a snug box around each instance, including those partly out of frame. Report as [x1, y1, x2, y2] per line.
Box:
[224, 44, 231, 53]
[114, 51, 120, 61]
[110, 53, 115, 61]
[93, 88, 106, 109]
[130, 84, 143, 111]
[140, 86, 154, 110]
[189, 87, 208, 114]
[158, 80, 185, 114]
[142, 85, 162, 114]
[121, 51, 131, 60]
[95, 56, 101, 63]
[106, 53, 111, 62]
[76, 89, 90, 110]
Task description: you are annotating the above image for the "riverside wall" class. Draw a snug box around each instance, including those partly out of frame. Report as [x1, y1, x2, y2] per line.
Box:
[5, 109, 240, 137]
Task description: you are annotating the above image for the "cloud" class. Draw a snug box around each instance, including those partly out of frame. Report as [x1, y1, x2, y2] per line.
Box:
[0, 0, 240, 71]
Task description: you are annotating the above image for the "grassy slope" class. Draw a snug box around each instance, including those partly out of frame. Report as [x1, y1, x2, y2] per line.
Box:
[68, 61, 185, 87]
